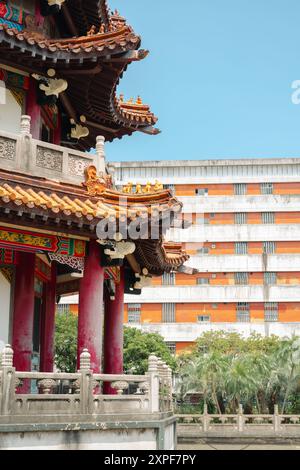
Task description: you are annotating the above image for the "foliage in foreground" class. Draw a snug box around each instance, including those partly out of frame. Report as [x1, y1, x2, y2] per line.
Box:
[176, 331, 300, 414]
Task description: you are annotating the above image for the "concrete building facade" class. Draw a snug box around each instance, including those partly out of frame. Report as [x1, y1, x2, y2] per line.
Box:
[107, 158, 300, 354]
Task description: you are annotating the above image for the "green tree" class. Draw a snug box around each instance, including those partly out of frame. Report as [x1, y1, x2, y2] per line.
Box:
[55, 312, 78, 373]
[124, 327, 176, 375]
[176, 331, 300, 414]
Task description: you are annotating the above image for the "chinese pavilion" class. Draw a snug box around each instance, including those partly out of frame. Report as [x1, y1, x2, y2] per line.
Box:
[0, 0, 189, 386]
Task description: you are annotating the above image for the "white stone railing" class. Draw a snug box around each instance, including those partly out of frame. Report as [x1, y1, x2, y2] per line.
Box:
[0, 116, 105, 184]
[177, 404, 300, 435]
[0, 345, 173, 421]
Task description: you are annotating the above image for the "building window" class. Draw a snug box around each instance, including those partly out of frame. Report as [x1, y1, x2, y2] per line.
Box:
[196, 277, 210, 285]
[197, 315, 211, 322]
[128, 304, 141, 324]
[162, 272, 175, 286]
[236, 303, 250, 322]
[234, 272, 249, 285]
[263, 241, 276, 254]
[57, 304, 71, 315]
[165, 342, 176, 355]
[212, 303, 218, 309]
[264, 272, 277, 285]
[197, 246, 209, 254]
[261, 183, 273, 195]
[264, 302, 278, 322]
[235, 213, 248, 224]
[162, 303, 176, 323]
[234, 183, 247, 195]
[235, 242, 248, 254]
[195, 188, 208, 196]
[262, 212, 275, 224]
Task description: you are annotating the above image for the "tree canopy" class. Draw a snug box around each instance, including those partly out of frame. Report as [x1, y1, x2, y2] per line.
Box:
[176, 331, 300, 414]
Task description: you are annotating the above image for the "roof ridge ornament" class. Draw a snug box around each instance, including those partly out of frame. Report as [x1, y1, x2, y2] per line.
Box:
[122, 180, 164, 194]
[83, 165, 112, 196]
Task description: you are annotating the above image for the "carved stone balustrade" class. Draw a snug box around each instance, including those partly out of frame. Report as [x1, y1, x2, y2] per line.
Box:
[177, 406, 300, 438]
[0, 347, 172, 424]
[0, 116, 105, 185]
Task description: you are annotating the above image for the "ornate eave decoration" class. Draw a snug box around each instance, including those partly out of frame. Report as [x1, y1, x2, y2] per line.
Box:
[83, 165, 112, 196]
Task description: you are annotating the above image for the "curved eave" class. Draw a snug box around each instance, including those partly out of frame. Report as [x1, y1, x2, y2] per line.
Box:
[133, 239, 190, 276]
[0, 25, 140, 61]
[0, 170, 180, 228]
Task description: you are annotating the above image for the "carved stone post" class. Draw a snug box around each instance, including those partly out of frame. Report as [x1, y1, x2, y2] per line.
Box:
[19, 115, 33, 172]
[148, 355, 159, 413]
[238, 404, 244, 432]
[167, 366, 173, 411]
[96, 135, 105, 174]
[0, 345, 16, 415]
[79, 349, 92, 414]
[274, 404, 280, 432]
[20, 115, 31, 135]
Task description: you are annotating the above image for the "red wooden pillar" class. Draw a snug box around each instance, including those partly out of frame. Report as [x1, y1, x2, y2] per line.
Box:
[77, 240, 104, 373]
[103, 267, 125, 394]
[12, 252, 36, 372]
[53, 112, 61, 145]
[40, 263, 57, 372]
[25, 77, 41, 140]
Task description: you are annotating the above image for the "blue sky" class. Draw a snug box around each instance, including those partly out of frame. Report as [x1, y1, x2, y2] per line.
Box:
[107, 0, 300, 162]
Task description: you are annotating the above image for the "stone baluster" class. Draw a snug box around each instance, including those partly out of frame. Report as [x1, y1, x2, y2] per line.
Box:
[111, 381, 129, 395]
[203, 403, 209, 432]
[79, 348, 92, 414]
[19, 115, 33, 171]
[167, 366, 173, 411]
[20, 115, 31, 135]
[238, 404, 244, 432]
[148, 355, 159, 413]
[80, 348, 91, 370]
[274, 404, 280, 432]
[1, 344, 13, 367]
[0, 345, 16, 415]
[38, 379, 57, 394]
[96, 135, 105, 174]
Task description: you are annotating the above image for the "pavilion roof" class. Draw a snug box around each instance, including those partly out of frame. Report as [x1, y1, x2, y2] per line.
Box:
[0, 4, 159, 148]
[0, 169, 187, 275]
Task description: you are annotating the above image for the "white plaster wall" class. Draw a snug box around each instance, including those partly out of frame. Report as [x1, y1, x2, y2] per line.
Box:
[0, 88, 21, 134]
[126, 322, 300, 342]
[0, 272, 11, 352]
[0, 429, 157, 450]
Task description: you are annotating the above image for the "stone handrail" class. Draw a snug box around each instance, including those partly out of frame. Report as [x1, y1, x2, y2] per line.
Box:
[177, 404, 300, 434]
[0, 346, 173, 421]
[0, 115, 105, 184]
